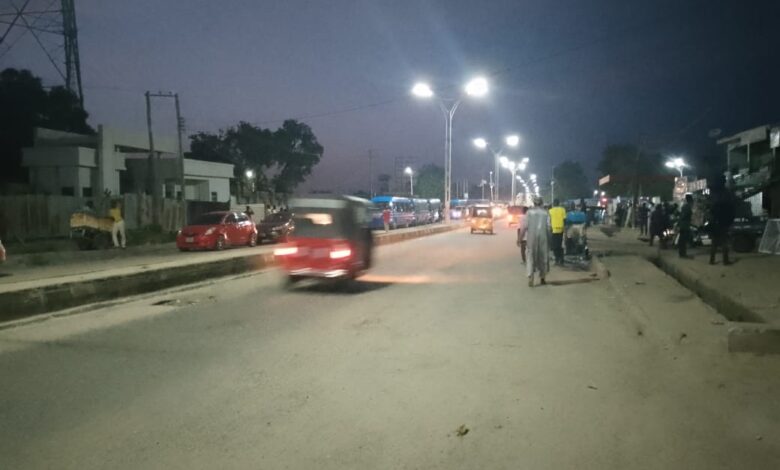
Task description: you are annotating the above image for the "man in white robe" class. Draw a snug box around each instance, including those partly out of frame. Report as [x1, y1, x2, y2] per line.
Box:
[519, 197, 550, 287]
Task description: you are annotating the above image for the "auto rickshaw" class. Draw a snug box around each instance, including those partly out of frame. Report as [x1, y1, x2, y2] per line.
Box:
[274, 196, 374, 286]
[70, 211, 114, 250]
[469, 205, 494, 234]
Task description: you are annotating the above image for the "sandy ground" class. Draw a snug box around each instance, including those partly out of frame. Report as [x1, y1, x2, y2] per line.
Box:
[0, 225, 778, 469]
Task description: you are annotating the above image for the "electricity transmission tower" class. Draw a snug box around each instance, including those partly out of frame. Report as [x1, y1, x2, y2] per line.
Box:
[0, 0, 84, 106]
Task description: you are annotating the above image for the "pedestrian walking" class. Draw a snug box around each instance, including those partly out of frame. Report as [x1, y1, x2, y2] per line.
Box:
[244, 205, 255, 222]
[382, 207, 392, 233]
[109, 200, 126, 249]
[521, 197, 550, 287]
[516, 206, 529, 264]
[708, 179, 736, 265]
[637, 202, 649, 237]
[548, 199, 566, 265]
[649, 204, 664, 247]
[678, 194, 694, 258]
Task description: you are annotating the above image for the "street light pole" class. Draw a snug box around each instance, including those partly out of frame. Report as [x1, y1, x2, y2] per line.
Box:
[412, 78, 487, 223]
[405, 166, 414, 196]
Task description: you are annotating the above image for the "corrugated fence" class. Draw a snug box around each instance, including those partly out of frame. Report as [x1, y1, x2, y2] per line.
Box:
[0, 194, 187, 241]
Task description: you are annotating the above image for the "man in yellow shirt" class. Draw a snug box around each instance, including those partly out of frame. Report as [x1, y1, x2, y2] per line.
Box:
[109, 200, 126, 248]
[548, 199, 566, 265]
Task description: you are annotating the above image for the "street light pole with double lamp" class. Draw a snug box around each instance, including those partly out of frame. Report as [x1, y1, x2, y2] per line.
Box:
[412, 77, 488, 222]
[473, 134, 520, 202]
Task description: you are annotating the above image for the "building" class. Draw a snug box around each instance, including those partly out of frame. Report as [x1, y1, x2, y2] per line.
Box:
[717, 124, 780, 217]
[21, 126, 233, 201]
[123, 154, 232, 202]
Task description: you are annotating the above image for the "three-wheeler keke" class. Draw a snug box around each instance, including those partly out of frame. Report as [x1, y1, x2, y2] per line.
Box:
[274, 196, 374, 287]
[469, 205, 494, 234]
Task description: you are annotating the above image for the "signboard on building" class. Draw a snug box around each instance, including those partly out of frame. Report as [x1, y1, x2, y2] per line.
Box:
[687, 178, 708, 193]
[771, 127, 780, 149]
[598, 175, 610, 186]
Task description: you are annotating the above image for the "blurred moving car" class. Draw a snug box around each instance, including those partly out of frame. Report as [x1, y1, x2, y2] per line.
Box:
[275, 196, 373, 284]
[507, 206, 523, 226]
[176, 211, 258, 251]
[257, 211, 294, 243]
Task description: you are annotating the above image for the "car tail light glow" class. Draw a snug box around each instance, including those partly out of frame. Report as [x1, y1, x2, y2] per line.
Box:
[274, 246, 298, 256]
[329, 247, 351, 259]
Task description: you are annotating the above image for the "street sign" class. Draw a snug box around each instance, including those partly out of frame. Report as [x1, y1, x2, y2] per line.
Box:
[599, 175, 610, 186]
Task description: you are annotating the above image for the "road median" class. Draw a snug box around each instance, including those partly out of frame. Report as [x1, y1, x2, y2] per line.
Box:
[0, 223, 463, 324]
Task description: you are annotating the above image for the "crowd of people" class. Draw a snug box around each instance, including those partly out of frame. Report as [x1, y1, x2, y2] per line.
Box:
[624, 178, 737, 265]
[516, 198, 589, 287]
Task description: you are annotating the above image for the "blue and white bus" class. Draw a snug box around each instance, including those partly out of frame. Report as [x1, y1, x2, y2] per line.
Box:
[450, 198, 468, 220]
[369, 196, 415, 229]
[412, 198, 432, 225]
[428, 199, 442, 223]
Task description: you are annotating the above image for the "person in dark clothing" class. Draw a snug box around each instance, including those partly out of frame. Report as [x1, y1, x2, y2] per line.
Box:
[709, 183, 736, 265]
[649, 204, 665, 247]
[677, 194, 694, 258]
[637, 202, 649, 236]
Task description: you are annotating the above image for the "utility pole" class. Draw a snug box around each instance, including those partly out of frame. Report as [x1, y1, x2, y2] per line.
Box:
[174, 93, 185, 202]
[550, 164, 556, 203]
[145, 91, 186, 225]
[632, 134, 645, 210]
[144, 91, 159, 225]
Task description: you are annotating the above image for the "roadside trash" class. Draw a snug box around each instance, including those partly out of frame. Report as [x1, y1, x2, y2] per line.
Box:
[587, 385, 598, 390]
[455, 424, 469, 437]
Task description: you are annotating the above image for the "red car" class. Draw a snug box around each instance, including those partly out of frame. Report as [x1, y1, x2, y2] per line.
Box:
[176, 211, 258, 251]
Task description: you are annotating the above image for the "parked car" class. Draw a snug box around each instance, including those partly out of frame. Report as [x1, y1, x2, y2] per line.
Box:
[176, 211, 258, 251]
[257, 211, 294, 243]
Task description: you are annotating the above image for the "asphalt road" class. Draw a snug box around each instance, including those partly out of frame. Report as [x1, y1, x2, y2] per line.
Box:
[1, 224, 778, 469]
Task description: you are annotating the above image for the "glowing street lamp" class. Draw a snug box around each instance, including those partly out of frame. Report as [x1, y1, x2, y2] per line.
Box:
[404, 166, 414, 196]
[412, 76, 489, 221]
[473, 137, 487, 149]
[665, 156, 688, 177]
[464, 77, 489, 97]
[473, 134, 523, 201]
[411, 82, 434, 98]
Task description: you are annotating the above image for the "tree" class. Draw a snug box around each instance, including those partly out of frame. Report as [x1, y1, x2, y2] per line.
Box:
[414, 164, 444, 199]
[597, 144, 673, 199]
[377, 174, 391, 195]
[553, 160, 591, 202]
[188, 119, 323, 203]
[0, 68, 93, 186]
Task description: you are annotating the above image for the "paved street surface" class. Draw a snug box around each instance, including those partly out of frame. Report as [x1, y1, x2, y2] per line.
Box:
[1, 224, 779, 469]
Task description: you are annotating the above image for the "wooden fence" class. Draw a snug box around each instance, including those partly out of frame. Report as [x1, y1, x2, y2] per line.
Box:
[0, 194, 185, 241]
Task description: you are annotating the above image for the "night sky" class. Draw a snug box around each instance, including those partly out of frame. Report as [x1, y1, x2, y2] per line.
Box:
[2, 0, 777, 193]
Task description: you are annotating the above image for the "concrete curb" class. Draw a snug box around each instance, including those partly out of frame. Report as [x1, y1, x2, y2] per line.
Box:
[593, 254, 654, 340]
[0, 223, 463, 324]
[593, 247, 780, 355]
[728, 323, 780, 354]
[650, 255, 764, 324]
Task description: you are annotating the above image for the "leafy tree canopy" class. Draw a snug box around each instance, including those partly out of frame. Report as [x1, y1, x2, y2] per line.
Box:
[0, 68, 93, 185]
[188, 119, 323, 197]
[414, 164, 444, 199]
[553, 160, 591, 202]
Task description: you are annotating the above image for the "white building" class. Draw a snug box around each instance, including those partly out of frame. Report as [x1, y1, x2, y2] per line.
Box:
[21, 126, 233, 201]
